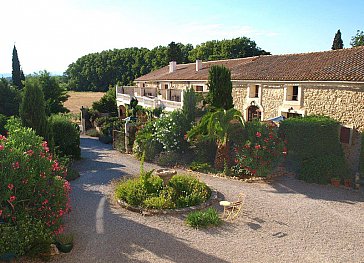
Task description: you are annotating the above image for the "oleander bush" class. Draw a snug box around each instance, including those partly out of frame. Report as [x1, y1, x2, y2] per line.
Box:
[0, 118, 71, 257]
[115, 173, 211, 209]
[185, 208, 221, 229]
[232, 120, 285, 177]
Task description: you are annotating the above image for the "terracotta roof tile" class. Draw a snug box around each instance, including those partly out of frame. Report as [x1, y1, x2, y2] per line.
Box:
[135, 47, 364, 82]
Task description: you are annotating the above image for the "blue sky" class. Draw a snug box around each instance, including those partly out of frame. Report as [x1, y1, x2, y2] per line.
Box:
[0, 0, 363, 75]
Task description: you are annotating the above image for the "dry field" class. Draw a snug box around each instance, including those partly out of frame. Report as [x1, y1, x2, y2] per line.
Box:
[64, 91, 105, 114]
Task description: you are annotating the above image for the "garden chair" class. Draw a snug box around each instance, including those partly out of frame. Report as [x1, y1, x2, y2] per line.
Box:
[219, 193, 245, 220]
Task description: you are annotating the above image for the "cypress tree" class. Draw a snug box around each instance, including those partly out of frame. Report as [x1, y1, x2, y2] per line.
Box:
[182, 88, 197, 124]
[332, 30, 344, 50]
[207, 65, 234, 110]
[12, 45, 24, 89]
[19, 78, 48, 139]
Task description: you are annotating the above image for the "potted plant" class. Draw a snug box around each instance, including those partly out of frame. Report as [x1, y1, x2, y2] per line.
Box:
[55, 233, 74, 253]
[330, 177, 341, 187]
[343, 176, 352, 188]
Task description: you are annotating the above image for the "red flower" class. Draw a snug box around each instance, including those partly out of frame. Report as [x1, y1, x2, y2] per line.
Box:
[256, 132, 262, 138]
[255, 144, 261, 150]
[26, 149, 34, 156]
[9, 196, 16, 202]
[0, 145, 4, 151]
[7, 183, 14, 190]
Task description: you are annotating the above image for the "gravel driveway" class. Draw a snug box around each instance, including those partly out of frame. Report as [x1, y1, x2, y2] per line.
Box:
[53, 136, 364, 263]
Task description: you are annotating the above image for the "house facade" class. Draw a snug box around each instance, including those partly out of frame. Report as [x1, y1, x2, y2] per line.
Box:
[116, 47, 364, 173]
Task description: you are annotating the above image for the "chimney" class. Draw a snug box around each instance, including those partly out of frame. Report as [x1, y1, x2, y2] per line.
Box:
[196, 60, 202, 71]
[169, 61, 176, 73]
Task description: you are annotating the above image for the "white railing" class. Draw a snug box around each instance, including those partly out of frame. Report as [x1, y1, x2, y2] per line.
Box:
[116, 85, 182, 112]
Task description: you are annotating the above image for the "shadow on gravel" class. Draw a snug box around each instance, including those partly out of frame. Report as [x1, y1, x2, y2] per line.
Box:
[268, 176, 364, 203]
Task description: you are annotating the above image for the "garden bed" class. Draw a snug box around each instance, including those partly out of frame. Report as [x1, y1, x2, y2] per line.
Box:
[116, 188, 219, 216]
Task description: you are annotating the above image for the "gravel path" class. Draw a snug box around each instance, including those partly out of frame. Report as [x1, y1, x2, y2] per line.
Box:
[53, 136, 364, 263]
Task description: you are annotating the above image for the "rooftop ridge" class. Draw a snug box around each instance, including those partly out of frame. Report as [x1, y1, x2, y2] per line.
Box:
[268, 46, 364, 58]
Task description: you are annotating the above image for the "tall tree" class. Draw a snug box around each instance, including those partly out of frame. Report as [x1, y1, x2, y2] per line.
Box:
[332, 30, 344, 50]
[12, 45, 25, 89]
[19, 78, 48, 139]
[35, 71, 69, 115]
[166, 41, 183, 63]
[207, 65, 234, 110]
[350, 30, 364, 47]
[0, 78, 21, 116]
[182, 88, 197, 124]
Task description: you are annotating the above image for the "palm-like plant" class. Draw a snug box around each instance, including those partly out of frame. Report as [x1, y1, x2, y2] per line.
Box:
[187, 108, 243, 170]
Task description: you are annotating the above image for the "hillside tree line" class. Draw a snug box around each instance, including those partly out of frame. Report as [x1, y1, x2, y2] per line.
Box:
[64, 37, 270, 92]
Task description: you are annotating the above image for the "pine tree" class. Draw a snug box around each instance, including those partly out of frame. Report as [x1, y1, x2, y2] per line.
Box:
[166, 41, 183, 63]
[20, 78, 48, 139]
[12, 45, 24, 89]
[332, 30, 344, 50]
[207, 65, 234, 110]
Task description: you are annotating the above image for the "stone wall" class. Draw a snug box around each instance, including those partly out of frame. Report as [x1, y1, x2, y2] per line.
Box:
[261, 85, 284, 119]
[232, 84, 247, 112]
[304, 85, 364, 132]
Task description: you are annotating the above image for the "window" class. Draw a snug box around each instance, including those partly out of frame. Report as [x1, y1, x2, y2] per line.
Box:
[287, 85, 299, 101]
[195, 85, 203, 92]
[164, 84, 168, 89]
[254, 85, 259, 98]
[249, 84, 260, 98]
[340, 126, 351, 144]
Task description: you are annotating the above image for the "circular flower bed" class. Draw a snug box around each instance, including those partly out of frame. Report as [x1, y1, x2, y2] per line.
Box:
[115, 172, 211, 210]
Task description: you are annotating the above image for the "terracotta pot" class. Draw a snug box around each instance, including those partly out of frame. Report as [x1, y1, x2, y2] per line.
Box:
[344, 179, 351, 188]
[331, 178, 340, 187]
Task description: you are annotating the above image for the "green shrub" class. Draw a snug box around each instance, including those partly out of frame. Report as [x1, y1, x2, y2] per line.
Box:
[133, 121, 163, 161]
[49, 114, 81, 159]
[279, 115, 348, 184]
[0, 114, 7, 135]
[168, 175, 211, 208]
[0, 214, 52, 257]
[115, 174, 210, 209]
[92, 86, 117, 116]
[185, 208, 222, 228]
[189, 162, 213, 173]
[157, 151, 185, 167]
[191, 139, 217, 164]
[299, 155, 347, 184]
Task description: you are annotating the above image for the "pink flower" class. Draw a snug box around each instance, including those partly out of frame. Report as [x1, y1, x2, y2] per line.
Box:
[0, 145, 4, 151]
[9, 195, 16, 202]
[7, 183, 14, 190]
[256, 132, 262, 138]
[0, 135, 6, 141]
[12, 162, 20, 169]
[26, 149, 34, 156]
[255, 144, 261, 150]
[0, 210, 2, 216]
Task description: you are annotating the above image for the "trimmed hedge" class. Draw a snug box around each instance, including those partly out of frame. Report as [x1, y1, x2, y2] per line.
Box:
[279, 115, 348, 184]
[49, 115, 81, 159]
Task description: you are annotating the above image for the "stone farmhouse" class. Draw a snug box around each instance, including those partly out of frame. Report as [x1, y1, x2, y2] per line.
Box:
[116, 46, 364, 173]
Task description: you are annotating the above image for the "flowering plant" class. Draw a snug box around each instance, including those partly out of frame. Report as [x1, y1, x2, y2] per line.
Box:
[232, 121, 286, 177]
[154, 111, 191, 152]
[0, 118, 71, 235]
